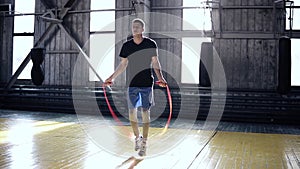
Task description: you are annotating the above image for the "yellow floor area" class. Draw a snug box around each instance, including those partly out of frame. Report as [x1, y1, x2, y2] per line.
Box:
[0, 117, 299, 169]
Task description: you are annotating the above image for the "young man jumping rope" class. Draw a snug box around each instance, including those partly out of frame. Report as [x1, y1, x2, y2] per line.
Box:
[104, 18, 167, 156]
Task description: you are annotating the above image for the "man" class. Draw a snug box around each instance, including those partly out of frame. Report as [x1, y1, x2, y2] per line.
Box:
[104, 18, 167, 156]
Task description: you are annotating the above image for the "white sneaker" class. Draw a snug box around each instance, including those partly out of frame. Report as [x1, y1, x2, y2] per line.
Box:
[135, 136, 143, 151]
[138, 140, 147, 156]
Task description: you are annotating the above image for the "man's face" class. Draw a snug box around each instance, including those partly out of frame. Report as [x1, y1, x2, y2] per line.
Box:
[132, 22, 144, 36]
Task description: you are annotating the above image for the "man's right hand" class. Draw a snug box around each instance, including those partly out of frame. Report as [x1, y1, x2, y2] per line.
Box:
[156, 78, 167, 87]
[104, 78, 113, 86]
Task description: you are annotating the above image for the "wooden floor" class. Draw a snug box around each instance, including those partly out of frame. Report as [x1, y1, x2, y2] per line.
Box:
[0, 110, 300, 169]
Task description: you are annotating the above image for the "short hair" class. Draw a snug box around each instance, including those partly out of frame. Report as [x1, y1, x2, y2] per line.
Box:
[132, 18, 145, 28]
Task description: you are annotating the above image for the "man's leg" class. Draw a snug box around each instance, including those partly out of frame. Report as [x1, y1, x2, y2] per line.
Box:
[138, 108, 150, 156]
[141, 108, 150, 140]
[140, 87, 153, 140]
[129, 108, 139, 138]
[129, 108, 143, 151]
[138, 87, 153, 156]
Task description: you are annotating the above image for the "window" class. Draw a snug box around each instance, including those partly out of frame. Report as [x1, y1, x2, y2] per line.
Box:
[286, 1, 300, 30]
[13, 0, 35, 79]
[181, 1, 211, 84]
[291, 39, 300, 86]
[182, 0, 211, 30]
[182, 38, 210, 84]
[13, 37, 34, 79]
[89, 0, 115, 81]
[89, 34, 115, 81]
[90, 0, 115, 32]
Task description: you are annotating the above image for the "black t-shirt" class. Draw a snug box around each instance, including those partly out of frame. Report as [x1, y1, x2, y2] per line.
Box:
[120, 37, 158, 87]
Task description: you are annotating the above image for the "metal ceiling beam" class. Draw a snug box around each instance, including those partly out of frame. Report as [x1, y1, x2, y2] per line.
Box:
[58, 23, 103, 83]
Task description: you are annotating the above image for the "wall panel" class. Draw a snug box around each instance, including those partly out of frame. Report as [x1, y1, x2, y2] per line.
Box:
[34, 0, 89, 86]
[212, 0, 278, 89]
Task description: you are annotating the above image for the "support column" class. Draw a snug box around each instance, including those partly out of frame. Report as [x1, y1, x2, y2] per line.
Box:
[0, 0, 14, 85]
[134, 0, 150, 36]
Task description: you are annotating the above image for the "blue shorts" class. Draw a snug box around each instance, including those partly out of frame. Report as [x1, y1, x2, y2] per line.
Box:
[127, 87, 154, 110]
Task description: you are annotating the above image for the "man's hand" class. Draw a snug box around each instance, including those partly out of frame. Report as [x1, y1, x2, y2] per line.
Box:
[104, 77, 113, 86]
[152, 56, 167, 87]
[156, 78, 167, 87]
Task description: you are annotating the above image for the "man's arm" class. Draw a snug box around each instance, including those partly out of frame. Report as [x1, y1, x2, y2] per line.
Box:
[105, 57, 128, 85]
[152, 56, 167, 87]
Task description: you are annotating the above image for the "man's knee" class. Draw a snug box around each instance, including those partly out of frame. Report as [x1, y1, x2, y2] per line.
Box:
[129, 109, 138, 122]
[142, 109, 150, 123]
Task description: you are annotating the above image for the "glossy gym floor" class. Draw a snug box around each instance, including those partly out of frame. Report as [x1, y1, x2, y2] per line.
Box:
[0, 109, 299, 169]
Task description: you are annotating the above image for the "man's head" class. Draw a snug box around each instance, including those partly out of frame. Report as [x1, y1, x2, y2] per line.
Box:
[132, 18, 145, 36]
